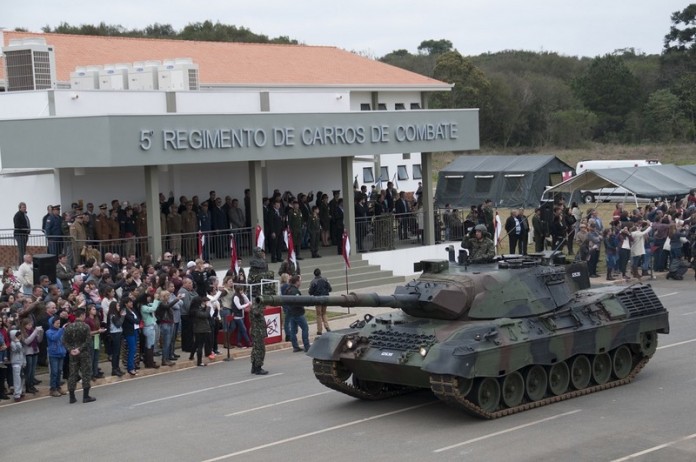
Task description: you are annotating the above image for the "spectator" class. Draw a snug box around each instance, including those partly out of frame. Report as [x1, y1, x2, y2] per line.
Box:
[13, 202, 31, 266]
[308, 268, 332, 335]
[285, 274, 310, 353]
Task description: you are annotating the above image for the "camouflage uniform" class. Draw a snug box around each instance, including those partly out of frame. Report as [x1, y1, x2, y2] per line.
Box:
[62, 320, 93, 396]
[461, 232, 496, 263]
[248, 248, 276, 374]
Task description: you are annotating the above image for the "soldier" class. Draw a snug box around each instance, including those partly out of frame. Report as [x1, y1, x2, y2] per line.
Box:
[532, 207, 548, 252]
[308, 205, 321, 258]
[288, 200, 303, 260]
[62, 308, 96, 403]
[461, 224, 495, 263]
[107, 208, 121, 254]
[181, 201, 198, 261]
[248, 247, 274, 375]
[69, 213, 88, 267]
[94, 204, 109, 252]
[167, 203, 183, 255]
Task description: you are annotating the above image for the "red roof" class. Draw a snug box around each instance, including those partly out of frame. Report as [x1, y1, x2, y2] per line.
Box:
[1, 31, 448, 88]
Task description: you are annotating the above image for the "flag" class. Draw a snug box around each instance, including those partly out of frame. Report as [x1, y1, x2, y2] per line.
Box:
[391, 172, 399, 191]
[341, 231, 351, 268]
[198, 230, 206, 260]
[255, 224, 265, 250]
[284, 228, 296, 268]
[230, 234, 239, 274]
[494, 211, 503, 254]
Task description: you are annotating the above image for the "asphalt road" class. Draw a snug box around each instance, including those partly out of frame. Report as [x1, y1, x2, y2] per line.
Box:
[3, 279, 695, 462]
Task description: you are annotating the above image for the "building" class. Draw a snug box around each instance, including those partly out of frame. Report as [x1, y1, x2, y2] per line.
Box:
[0, 31, 479, 262]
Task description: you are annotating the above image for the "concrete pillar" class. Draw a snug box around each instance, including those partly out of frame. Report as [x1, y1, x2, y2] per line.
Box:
[144, 165, 162, 259]
[341, 156, 355, 257]
[249, 160, 264, 245]
[421, 152, 436, 245]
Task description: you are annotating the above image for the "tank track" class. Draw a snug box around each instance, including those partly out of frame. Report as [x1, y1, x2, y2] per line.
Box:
[312, 359, 417, 400]
[429, 355, 650, 419]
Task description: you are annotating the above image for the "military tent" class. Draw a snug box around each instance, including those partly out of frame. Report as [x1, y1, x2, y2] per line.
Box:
[434, 155, 573, 208]
[541, 164, 696, 202]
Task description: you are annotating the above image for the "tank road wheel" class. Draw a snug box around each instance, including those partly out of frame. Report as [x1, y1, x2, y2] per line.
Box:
[454, 376, 473, 397]
[548, 362, 570, 396]
[591, 353, 612, 385]
[612, 346, 633, 379]
[525, 365, 547, 402]
[473, 377, 501, 413]
[570, 355, 591, 390]
[351, 376, 385, 395]
[637, 331, 658, 357]
[501, 372, 525, 408]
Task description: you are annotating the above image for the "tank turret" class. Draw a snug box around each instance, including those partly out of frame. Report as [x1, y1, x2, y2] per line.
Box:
[266, 253, 669, 419]
[258, 255, 592, 321]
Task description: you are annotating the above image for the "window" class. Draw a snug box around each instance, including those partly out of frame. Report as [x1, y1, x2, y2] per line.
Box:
[362, 167, 374, 183]
[410, 103, 421, 109]
[444, 175, 463, 195]
[397, 165, 409, 181]
[474, 175, 494, 193]
[413, 164, 422, 179]
[377, 103, 387, 110]
[360, 103, 371, 111]
[380, 166, 389, 182]
[395, 103, 405, 110]
[503, 174, 524, 193]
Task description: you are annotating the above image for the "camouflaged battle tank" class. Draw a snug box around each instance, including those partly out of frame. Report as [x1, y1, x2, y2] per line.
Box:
[258, 250, 670, 419]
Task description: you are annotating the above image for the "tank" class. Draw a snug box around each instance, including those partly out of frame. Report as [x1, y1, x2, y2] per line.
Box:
[257, 250, 670, 419]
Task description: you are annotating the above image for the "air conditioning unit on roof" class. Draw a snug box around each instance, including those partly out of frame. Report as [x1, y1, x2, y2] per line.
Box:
[70, 65, 102, 90]
[158, 57, 199, 91]
[3, 38, 57, 91]
[100, 63, 130, 90]
[129, 60, 160, 90]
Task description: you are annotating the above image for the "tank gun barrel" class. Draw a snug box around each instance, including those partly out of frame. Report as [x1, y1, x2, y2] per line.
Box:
[256, 293, 420, 309]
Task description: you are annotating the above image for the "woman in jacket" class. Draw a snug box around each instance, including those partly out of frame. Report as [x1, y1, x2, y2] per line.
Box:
[232, 286, 252, 348]
[189, 296, 212, 366]
[107, 301, 124, 376]
[120, 297, 139, 376]
[45, 315, 67, 396]
[20, 317, 43, 393]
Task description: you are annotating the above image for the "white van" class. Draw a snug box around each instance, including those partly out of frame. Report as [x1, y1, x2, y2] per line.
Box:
[576, 159, 661, 203]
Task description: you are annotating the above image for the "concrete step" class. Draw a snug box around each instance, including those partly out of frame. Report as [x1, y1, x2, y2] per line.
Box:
[326, 275, 406, 293]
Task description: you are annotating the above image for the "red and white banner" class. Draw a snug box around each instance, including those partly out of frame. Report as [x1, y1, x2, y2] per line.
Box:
[255, 224, 265, 250]
[230, 234, 239, 274]
[197, 230, 206, 260]
[562, 170, 573, 182]
[342, 231, 351, 268]
[284, 228, 296, 268]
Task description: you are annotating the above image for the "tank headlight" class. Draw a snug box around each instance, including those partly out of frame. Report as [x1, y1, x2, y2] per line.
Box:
[419, 346, 428, 357]
[346, 339, 355, 349]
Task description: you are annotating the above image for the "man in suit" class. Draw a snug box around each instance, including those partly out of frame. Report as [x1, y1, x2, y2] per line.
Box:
[395, 191, 409, 240]
[13, 202, 31, 266]
[269, 200, 284, 263]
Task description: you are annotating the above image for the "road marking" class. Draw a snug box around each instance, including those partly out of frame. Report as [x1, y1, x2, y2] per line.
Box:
[681, 311, 696, 316]
[131, 373, 282, 407]
[657, 338, 696, 350]
[201, 402, 435, 461]
[610, 432, 696, 461]
[660, 292, 678, 297]
[225, 391, 332, 416]
[433, 409, 582, 453]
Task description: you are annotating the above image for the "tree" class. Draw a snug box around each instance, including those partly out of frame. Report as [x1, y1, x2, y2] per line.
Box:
[572, 55, 640, 140]
[642, 89, 687, 142]
[548, 110, 597, 148]
[664, 4, 696, 53]
[429, 51, 490, 110]
[417, 39, 453, 55]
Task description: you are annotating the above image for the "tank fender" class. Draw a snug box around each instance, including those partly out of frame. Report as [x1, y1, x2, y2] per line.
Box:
[306, 330, 359, 361]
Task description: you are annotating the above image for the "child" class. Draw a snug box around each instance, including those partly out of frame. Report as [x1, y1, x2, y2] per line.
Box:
[46, 316, 67, 397]
[9, 329, 25, 402]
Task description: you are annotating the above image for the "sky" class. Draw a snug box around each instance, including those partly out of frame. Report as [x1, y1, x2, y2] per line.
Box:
[1, 0, 690, 58]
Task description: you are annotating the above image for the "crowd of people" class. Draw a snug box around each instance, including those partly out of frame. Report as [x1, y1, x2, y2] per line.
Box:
[533, 194, 696, 281]
[449, 191, 696, 283]
[13, 181, 425, 273]
[0, 249, 272, 403]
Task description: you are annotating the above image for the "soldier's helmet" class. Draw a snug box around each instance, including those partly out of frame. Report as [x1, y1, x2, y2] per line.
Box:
[474, 224, 487, 233]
